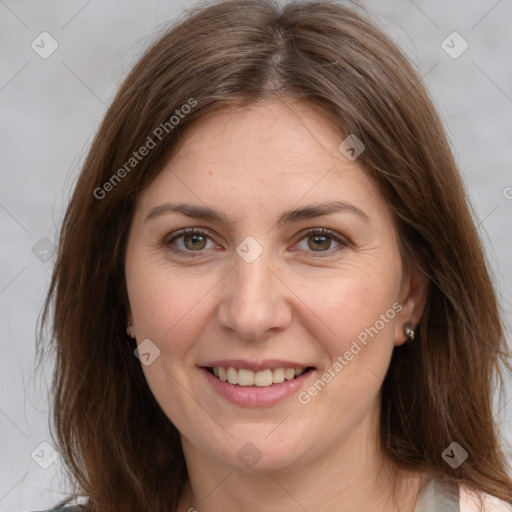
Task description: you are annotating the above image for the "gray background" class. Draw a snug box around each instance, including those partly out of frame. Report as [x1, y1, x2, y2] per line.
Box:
[1, 0, 511, 510]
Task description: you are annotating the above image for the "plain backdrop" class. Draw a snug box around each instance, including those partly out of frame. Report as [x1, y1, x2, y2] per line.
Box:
[1, 0, 511, 510]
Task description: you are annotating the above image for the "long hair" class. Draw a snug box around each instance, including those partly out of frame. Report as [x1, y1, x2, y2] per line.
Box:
[37, 1, 512, 510]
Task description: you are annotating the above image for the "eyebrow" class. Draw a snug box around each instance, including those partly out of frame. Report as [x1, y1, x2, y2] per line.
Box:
[144, 200, 370, 227]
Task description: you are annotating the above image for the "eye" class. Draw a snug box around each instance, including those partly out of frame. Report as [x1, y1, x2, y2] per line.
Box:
[164, 228, 217, 257]
[294, 228, 348, 256]
[164, 227, 348, 258]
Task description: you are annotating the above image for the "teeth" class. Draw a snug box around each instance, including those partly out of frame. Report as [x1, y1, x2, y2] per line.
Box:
[254, 369, 273, 387]
[284, 368, 295, 381]
[211, 366, 308, 387]
[227, 367, 238, 384]
[238, 369, 254, 386]
[272, 367, 285, 383]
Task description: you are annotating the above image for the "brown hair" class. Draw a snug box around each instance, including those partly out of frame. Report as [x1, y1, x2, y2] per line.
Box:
[37, 0, 512, 510]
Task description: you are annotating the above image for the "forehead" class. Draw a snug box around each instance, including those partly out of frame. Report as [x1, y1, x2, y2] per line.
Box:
[135, 99, 390, 227]
[168, 100, 343, 177]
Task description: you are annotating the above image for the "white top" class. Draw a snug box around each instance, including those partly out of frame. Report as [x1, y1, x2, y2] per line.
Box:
[414, 478, 512, 511]
[460, 485, 512, 512]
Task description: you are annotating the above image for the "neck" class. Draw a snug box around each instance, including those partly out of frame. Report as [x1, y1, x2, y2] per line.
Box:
[176, 406, 426, 512]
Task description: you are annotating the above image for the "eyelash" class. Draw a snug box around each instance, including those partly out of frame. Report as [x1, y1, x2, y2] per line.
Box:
[164, 227, 349, 258]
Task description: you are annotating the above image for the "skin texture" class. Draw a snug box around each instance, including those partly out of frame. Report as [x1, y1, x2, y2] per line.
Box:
[124, 99, 429, 512]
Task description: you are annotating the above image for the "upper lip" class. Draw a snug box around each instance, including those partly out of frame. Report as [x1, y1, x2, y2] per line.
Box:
[200, 359, 315, 371]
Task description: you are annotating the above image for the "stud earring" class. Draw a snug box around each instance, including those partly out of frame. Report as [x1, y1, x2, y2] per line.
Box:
[403, 322, 415, 342]
[126, 321, 135, 340]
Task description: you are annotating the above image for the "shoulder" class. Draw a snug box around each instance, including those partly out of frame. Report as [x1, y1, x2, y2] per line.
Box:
[460, 484, 512, 512]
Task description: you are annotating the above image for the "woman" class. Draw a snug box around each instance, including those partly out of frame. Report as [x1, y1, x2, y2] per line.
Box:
[36, 0, 512, 511]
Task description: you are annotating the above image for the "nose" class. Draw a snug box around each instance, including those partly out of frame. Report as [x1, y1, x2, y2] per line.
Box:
[216, 248, 293, 341]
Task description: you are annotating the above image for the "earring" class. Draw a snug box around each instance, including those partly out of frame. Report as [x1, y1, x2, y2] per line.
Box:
[126, 321, 135, 339]
[403, 322, 415, 342]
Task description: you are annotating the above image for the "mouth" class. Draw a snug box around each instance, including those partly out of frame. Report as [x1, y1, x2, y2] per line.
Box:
[203, 366, 316, 387]
[199, 359, 317, 406]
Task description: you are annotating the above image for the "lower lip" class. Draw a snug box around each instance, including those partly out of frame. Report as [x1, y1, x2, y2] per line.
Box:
[200, 367, 315, 407]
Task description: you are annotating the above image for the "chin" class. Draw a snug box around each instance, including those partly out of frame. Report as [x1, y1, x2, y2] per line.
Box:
[206, 432, 311, 473]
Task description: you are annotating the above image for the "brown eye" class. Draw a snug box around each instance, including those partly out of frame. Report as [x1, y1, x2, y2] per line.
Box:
[295, 228, 348, 256]
[182, 233, 208, 250]
[307, 234, 333, 252]
[165, 228, 216, 257]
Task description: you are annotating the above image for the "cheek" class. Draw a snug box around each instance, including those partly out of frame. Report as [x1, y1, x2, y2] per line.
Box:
[125, 263, 217, 426]
[297, 276, 400, 433]
[126, 256, 216, 345]
[308, 266, 400, 357]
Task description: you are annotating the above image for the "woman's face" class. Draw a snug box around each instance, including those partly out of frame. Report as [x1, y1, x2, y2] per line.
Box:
[124, 99, 427, 472]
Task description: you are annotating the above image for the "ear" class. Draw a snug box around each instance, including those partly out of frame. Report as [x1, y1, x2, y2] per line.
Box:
[394, 264, 429, 347]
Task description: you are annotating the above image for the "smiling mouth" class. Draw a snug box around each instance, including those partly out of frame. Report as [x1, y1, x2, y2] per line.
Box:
[204, 366, 315, 387]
